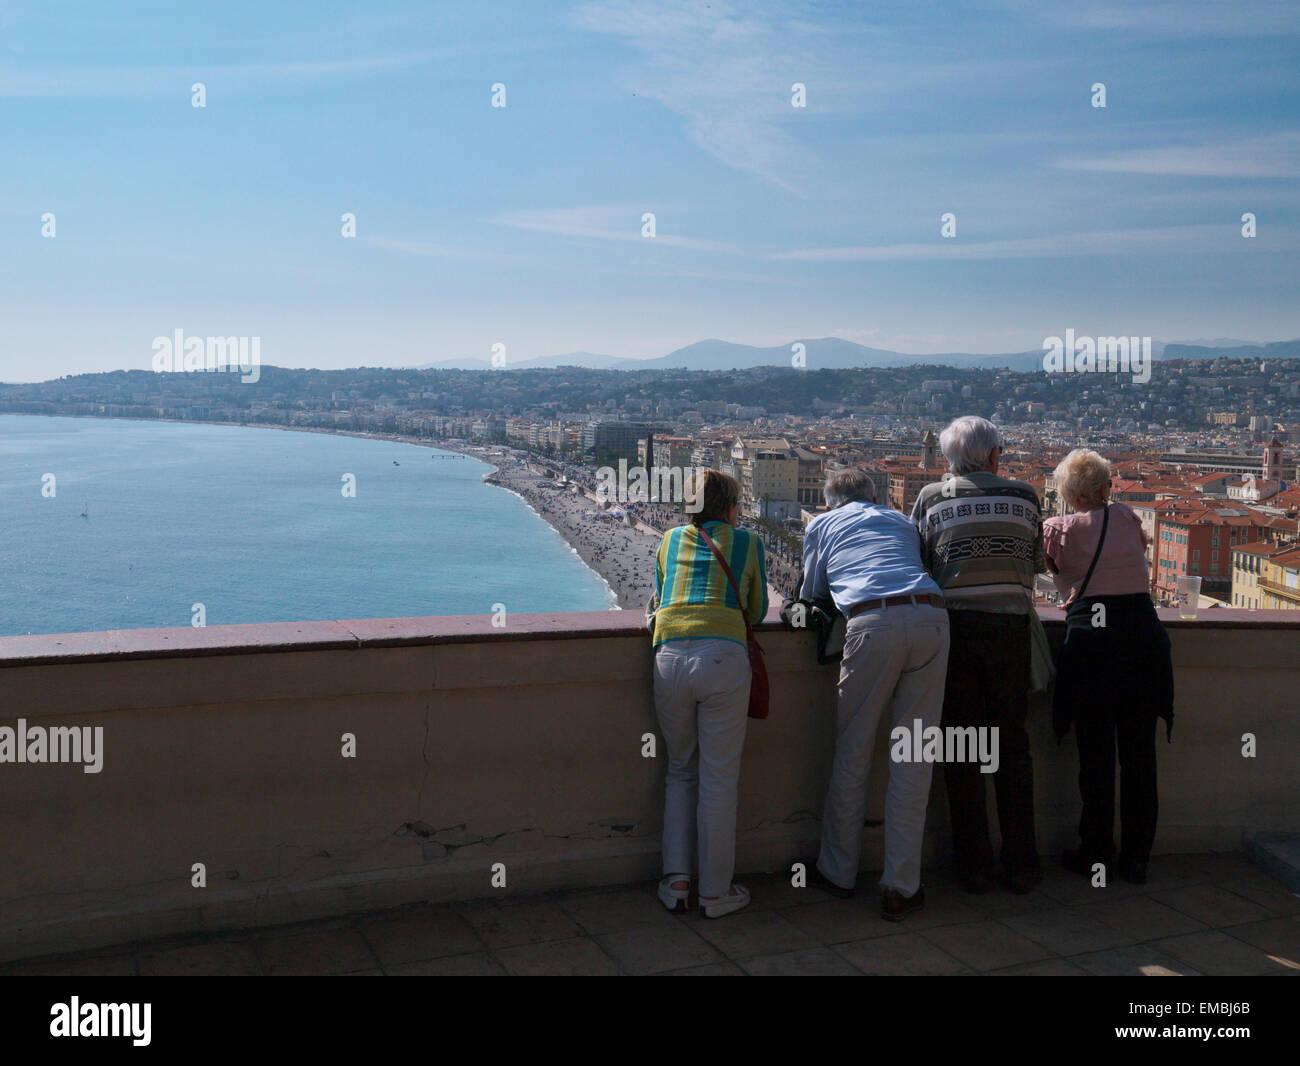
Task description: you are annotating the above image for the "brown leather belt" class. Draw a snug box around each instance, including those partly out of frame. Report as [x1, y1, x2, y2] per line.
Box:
[849, 594, 945, 617]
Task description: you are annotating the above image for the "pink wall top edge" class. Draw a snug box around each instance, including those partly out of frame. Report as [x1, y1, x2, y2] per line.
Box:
[0, 607, 1295, 668]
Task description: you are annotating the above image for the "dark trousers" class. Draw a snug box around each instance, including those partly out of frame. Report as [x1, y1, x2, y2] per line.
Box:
[1056, 594, 1169, 867]
[941, 609, 1038, 877]
[1076, 703, 1158, 865]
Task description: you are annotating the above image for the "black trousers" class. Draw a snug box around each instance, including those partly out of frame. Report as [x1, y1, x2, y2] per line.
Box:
[1056, 594, 1169, 866]
[1075, 701, 1158, 864]
[941, 609, 1038, 878]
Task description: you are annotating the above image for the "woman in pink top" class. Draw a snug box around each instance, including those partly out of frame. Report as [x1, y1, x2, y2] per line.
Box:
[1044, 496, 1151, 604]
[1044, 450, 1174, 886]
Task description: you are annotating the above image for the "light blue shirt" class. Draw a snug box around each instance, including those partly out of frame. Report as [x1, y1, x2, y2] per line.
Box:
[799, 501, 941, 615]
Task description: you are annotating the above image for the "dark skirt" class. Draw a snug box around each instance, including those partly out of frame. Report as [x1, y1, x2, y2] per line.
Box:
[1052, 593, 1174, 742]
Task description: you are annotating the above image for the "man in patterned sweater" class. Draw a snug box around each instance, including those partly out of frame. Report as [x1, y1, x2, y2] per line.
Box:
[911, 416, 1047, 895]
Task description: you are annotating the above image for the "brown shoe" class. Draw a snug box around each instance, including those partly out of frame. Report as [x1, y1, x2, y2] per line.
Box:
[881, 885, 925, 922]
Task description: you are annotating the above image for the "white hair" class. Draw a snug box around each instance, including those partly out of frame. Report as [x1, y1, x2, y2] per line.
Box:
[939, 416, 1000, 475]
[1054, 449, 1111, 510]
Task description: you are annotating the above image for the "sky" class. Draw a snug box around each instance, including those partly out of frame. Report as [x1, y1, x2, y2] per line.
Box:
[1, 0, 1298, 381]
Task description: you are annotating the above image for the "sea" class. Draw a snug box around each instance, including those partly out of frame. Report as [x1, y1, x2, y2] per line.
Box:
[0, 414, 614, 637]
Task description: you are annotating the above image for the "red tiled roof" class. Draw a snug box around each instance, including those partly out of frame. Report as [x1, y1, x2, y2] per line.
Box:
[1270, 546, 1300, 568]
[1234, 542, 1282, 556]
[1165, 507, 1261, 528]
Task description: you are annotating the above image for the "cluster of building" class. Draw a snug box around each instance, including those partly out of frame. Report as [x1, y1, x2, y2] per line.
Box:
[5, 359, 1297, 611]
[522, 422, 1299, 613]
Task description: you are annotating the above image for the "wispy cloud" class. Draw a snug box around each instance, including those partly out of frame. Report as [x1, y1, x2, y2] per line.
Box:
[360, 236, 520, 265]
[771, 224, 1295, 262]
[1053, 133, 1300, 178]
[570, 1, 1070, 194]
[1003, 0, 1300, 37]
[492, 205, 741, 253]
[571, 1, 817, 193]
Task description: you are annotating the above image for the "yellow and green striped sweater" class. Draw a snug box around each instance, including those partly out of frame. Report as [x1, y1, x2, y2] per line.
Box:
[652, 521, 768, 648]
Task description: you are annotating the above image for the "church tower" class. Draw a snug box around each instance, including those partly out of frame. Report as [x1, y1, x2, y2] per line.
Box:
[922, 429, 937, 469]
[1263, 436, 1283, 481]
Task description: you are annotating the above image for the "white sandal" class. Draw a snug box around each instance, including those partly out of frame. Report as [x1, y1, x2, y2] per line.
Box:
[657, 874, 690, 913]
[699, 883, 750, 919]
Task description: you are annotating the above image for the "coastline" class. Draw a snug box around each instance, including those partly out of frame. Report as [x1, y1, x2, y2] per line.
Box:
[0, 413, 721, 614]
[451, 444, 660, 612]
[488, 478, 626, 611]
[280, 431, 797, 613]
[225, 423, 664, 612]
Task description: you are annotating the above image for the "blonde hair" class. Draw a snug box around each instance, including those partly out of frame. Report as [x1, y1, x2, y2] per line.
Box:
[1054, 449, 1111, 510]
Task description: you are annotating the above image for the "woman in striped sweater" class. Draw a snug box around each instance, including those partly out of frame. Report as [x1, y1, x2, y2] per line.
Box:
[651, 469, 768, 919]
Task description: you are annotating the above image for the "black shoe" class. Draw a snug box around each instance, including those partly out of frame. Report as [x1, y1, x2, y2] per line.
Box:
[1007, 867, 1043, 894]
[882, 885, 925, 922]
[1117, 856, 1148, 885]
[1063, 850, 1116, 882]
[1061, 849, 1091, 877]
[805, 860, 855, 898]
[959, 870, 990, 895]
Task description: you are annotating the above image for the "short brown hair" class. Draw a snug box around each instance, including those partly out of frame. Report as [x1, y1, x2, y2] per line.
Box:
[684, 469, 741, 524]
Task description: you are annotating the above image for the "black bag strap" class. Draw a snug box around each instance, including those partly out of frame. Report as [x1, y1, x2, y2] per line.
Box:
[1075, 504, 1110, 601]
[696, 524, 753, 639]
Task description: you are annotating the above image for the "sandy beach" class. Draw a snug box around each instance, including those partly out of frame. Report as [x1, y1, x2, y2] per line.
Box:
[453, 445, 792, 612]
[483, 457, 662, 611]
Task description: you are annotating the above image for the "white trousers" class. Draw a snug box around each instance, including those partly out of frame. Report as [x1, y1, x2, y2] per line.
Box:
[653, 638, 751, 898]
[817, 603, 950, 895]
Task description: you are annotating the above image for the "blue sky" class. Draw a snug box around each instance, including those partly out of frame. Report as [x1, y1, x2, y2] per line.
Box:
[2, 0, 1298, 380]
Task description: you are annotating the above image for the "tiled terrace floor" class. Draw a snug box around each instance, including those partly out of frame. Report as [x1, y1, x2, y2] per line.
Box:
[6, 853, 1299, 976]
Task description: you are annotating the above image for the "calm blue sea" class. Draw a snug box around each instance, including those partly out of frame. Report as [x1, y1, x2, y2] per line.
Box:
[0, 415, 614, 636]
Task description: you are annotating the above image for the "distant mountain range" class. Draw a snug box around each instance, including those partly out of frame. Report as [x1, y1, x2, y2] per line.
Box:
[1161, 340, 1300, 361]
[416, 337, 1300, 374]
[416, 351, 631, 371]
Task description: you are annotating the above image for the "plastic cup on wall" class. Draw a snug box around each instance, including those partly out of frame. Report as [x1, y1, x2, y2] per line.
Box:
[1176, 575, 1202, 619]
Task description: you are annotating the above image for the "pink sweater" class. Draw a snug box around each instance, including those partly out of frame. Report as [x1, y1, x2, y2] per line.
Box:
[1043, 502, 1151, 606]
